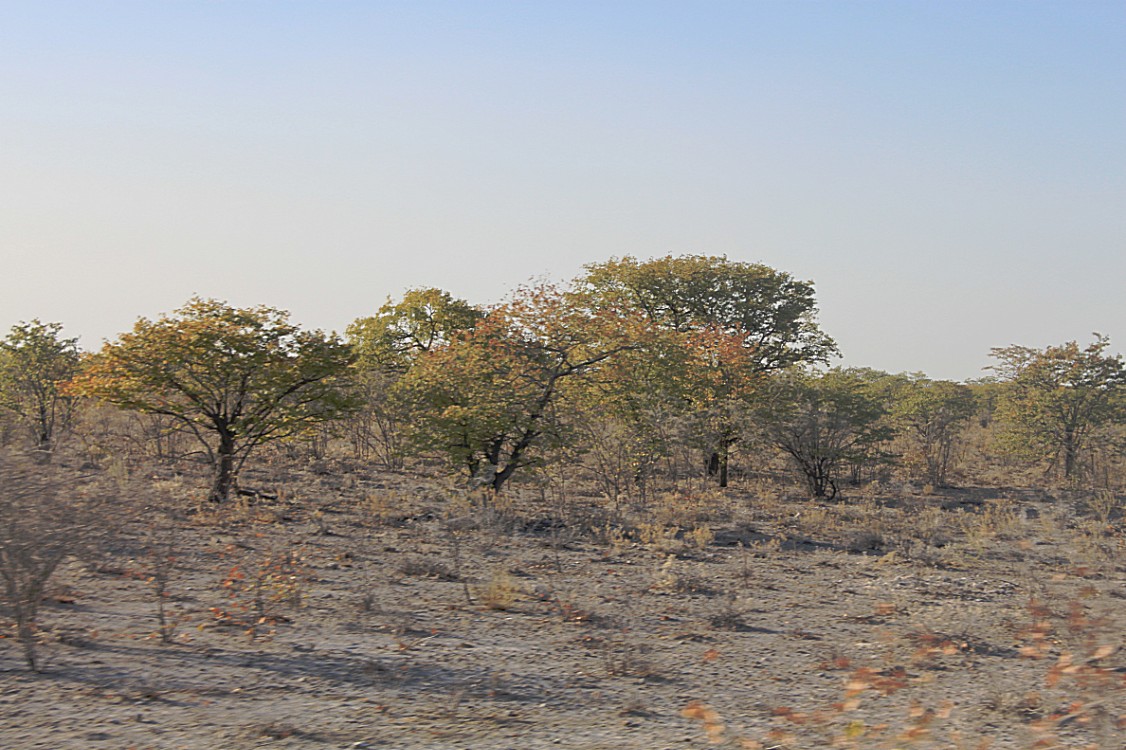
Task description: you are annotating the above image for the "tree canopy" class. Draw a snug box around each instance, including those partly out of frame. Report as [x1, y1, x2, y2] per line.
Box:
[990, 335, 1126, 480]
[579, 255, 837, 485]
[400, 284, 644, 492]
[9, 253, 1121, 501]
[580, 254, 836, 371]
[890, 375, 977, 487]
[68, 298, 357, 501]
[757, 368, 894, 499]
[347, 287, 483, 372]
[0, 320, 80, 452]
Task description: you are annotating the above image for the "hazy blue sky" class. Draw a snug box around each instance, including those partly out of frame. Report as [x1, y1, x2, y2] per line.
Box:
[1, 1, 1123, 380]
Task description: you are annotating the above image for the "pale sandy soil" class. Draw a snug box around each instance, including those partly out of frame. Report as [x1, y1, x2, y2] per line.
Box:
[3, 465, 1124, 749]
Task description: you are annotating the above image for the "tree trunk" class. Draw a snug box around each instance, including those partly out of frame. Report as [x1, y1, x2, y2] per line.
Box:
[491, 467, 511, 494]
[211, 429, 237, 502]
[803, 458, 837, 500]
[35, 429, 52, 454]
[1063, 427, 1079, 480]
[707, 438, 733, 488]
[34, 401, 54, 454]
[18, 609, 40, 672]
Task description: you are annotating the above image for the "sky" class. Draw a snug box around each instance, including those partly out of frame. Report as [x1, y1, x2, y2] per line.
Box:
[1, 1, 1123, 381]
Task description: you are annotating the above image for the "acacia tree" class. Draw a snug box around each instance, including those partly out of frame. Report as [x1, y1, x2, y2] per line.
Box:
[401, 284, 642, 492]
[0, 320, 81, 452]
[67, 298, 356, 501]
[580, 254, 836, 486]
[989, 335, 1126, 481]
[757, 368, 893, 499]
[891, 375, 976, 487]
[345, 289, 482, 467]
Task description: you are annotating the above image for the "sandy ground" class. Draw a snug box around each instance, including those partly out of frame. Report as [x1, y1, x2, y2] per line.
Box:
[3, 467, 1124, 749]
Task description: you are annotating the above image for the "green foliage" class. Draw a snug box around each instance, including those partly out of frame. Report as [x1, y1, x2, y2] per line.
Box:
[989, 335, 1126, 481]
[0, 320, 80, 451]
[343, 289, 482, 468]
[347, 287, 483, 372]
[68, 298, 356, 501]
[342, 287, 484, 468]
[581, 254, 836, 371]
[579, 254, 837, 486]
[757, 368, 894, 499]
[400, 284, 642, 492]
[891, 375, 977, 486]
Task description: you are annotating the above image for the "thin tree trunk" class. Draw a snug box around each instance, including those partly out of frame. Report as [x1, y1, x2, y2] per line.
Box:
[1063, 427, 1079, 480]
[708, 437, 734, 488]
[212, 429, 237, 502]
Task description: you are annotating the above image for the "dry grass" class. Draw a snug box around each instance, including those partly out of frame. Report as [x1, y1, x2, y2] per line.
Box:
[2, 440, 1124, 749]
[477, 569, 520, 611]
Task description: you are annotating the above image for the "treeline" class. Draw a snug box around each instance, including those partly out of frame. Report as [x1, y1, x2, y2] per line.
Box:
[1, 255, 1124, 502]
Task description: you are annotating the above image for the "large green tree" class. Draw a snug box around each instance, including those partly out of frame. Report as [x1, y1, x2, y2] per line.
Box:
[581, 254, 836, 369]
[989, 335, 1126, 481]
[68, 298, 356, 501]
[345, 289, 482, 467]
[0, 320, 80, 452]
[580, 255, 836, 485]
[401, 284, 642, 492]
[757, 368, 893, 499]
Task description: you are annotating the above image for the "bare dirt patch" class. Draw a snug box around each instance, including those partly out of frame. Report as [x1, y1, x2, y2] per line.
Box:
[3, 466, 1124, 749]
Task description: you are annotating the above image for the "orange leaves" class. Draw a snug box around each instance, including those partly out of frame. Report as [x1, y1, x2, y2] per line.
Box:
[907, 629, 971, 665]
[1018, 598, 1057, 660]
[681, 701, 728, 744]
[686, 656, 976, 748]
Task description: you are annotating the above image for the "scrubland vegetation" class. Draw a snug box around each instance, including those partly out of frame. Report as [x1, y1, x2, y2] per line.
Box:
[2, 255, 1124, 748]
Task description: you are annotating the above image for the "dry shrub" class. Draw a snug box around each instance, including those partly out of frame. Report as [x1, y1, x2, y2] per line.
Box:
[593, 523, 631, 555]
[397, 555, 460, 581]
[685, 525, 715, 550]
[652, 555, 714, 595]
[708, 592, 748, 631]
[0, 451, 107, 670]
[360, 489, 401, 526]
[846, 529, 886, 554]
[477, 569, 520, 611]
[637, 521, 681, 552]
[188, 491, 281, 527]
[648, 487, 730, 528]
[142, 517, 187, 644]
[601, 637, 659, 678]
[958, 499, 1024, 552]
[1083, 488, 1122, 526]
[751, 476, 786, 504]
[794, 504, 837, 536]
[211, 538, 308, 641]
